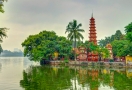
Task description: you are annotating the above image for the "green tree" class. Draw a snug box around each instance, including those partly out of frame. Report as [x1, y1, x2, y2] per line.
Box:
[0, 28, 8, 42]
[98, 30, 124, 47]
[21, 30, 73, 61]
[0, 44, 3, 54]
[0, 0, 7, 13]
[114, 30, 123, 40]
[124, 22, 132, 56]
[126, 32, 132, 42]
[96, 46, 110, 61]
[125, 22, 132, 41]
[65, 19, 85, 61]
[98, 39, 106, 47]
[125, 22, 132, 33]
[111, 40, 129, 57]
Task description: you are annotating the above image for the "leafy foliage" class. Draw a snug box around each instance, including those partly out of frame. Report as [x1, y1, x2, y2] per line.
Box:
[21, 30, 73, 61]
[125, 22, 132, 33]
[65, 19, 85, 48]
[0, 27, 8, 43]
[0, 0, 7, 13]
[111, 40, 129, 57]
[96, 46, 110, 59]
[0, 44, 3, 54]
[125, 22, 132, 42]
[98, 30, 124, 47]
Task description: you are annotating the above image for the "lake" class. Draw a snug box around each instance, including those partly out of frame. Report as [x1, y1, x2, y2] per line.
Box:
[0, 57, 132, 90]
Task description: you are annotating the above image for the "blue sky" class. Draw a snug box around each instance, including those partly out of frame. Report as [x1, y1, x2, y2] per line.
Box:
[0, 0, 132, 51]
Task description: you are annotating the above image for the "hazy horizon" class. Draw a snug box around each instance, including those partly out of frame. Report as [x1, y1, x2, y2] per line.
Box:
[0, 0, 132, 51]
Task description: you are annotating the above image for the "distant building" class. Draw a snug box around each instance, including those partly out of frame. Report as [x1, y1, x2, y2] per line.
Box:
[106, 43, 113, 59]
[0, 50, 23, 57]
[77, 47, 87, 61]
[14, 48, 21, 52]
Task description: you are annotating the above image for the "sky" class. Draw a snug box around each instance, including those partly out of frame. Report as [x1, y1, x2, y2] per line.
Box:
[0, 0, 132, 51]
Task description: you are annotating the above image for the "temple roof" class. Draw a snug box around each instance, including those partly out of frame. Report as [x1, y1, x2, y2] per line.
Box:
[106, 43, 112, 48]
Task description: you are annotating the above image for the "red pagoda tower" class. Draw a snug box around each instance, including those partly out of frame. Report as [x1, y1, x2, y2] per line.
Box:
[87, 14, 98, 62]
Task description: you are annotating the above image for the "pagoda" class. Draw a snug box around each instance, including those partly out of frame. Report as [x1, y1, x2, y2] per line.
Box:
[106, 43, 113, 59]
[87, 14, 98, 62]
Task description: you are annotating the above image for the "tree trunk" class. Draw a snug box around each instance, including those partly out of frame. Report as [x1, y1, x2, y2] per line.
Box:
[74, 37, 77, 63]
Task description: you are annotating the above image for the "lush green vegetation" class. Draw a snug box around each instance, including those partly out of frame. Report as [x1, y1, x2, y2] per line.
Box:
[98, 22, 132, 57]
[0, 0, 8, 53]
[22, 30, 110, 61]
[0, 28, 8, 43]
[98, 30, 125, 47]
[0, 28, 8, 54]
[21, 30, 74, 61]
[0, 44, 3, 54]
[0, 0, 7, 13]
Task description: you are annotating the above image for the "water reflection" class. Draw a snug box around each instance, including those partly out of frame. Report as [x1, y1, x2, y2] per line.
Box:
[20, 66, 132, 90]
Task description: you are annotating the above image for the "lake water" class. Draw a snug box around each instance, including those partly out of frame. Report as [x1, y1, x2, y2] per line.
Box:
[0, 57, 132, 90]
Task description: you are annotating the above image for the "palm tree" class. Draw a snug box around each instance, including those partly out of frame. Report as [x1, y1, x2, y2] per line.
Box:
[65, 20, 85, 61]
[0, 28, 8, 43]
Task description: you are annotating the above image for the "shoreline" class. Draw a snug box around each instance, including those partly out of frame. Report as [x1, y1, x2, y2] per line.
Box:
[48, 60, 132, 68]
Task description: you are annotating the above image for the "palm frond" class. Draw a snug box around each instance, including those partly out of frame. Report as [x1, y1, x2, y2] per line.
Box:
[70, 35, 74, 41]
[67, 32, 73, 40]
[0, 39, 2, 43]
[77, 32, 84, 41]
[77, 29, 85, 32]
[76, 23, 82, 29]
[73, 20, 77, 29]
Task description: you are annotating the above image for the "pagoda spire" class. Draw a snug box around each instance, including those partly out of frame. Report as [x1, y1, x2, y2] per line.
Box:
[91, 11, 93, 17]
[89, 14, 97, 45]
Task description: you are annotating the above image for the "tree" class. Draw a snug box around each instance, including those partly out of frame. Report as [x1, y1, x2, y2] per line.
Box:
[125, 22, 132, 42]
[111, 40, 129, 57]
[114, 30, 123, 40]
[98, 39, 106, 47]
[125, 22, 132, 33]
[65, 20, 85, 61]
[98, 30, 124, 47]
[0, 28, 8, 42]
[94, 45, 110, 61]
[0, 44, 3, 54]
[0, 0, 7, 13]
[0, 28, 8, 54]
[126, 32, 132, 42]
[123, 22, 132, 56]
[21, 30, 73, 61]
